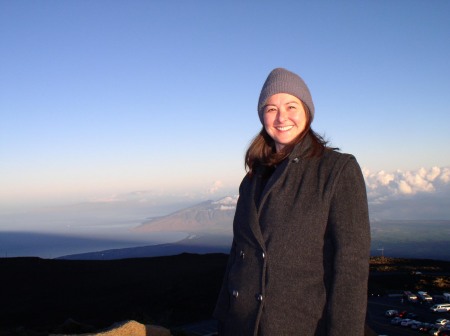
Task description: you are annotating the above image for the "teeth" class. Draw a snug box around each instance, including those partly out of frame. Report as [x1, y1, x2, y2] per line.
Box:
[276, 126, 293, 131]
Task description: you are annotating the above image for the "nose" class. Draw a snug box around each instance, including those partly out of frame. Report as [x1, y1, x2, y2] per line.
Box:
[276, 107, 288, 122]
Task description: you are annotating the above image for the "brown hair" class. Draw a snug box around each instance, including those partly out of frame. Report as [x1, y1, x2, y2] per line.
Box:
[245, 103, 332, 176]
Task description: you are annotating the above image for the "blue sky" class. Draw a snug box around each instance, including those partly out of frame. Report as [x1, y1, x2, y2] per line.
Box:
[1, 0, 450, 213]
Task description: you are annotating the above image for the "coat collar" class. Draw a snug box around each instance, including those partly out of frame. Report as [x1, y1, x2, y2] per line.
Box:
[287, 132, 314, 161]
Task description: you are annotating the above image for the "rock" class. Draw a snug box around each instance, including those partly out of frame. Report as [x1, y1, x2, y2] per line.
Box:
[50, 320, 172, 336]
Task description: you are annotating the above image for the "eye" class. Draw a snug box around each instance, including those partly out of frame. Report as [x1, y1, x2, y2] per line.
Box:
[288, 105, 297, 110]
[265, 107, 277, 113]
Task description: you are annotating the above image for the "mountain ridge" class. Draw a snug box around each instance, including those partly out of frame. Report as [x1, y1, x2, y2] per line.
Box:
[133, 196, 237, 235]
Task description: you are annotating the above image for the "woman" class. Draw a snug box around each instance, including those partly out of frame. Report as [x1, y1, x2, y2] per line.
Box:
[213, 68, 371, 335]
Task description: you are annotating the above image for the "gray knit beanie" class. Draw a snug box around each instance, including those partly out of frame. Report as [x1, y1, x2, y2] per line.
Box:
[257, 68, 314, 124]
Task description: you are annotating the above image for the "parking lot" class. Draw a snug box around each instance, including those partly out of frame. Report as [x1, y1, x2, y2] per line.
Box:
[367, 295, 450, 335]
[177, 294, 450, 336]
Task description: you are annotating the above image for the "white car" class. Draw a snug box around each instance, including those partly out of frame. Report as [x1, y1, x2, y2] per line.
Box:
[430, 303, 450, 312]
[436, 318, 449, 326]
[385, 309, 398, 317]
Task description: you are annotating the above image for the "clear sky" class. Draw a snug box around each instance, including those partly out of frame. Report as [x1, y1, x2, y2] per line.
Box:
[1, 0, 450, 213]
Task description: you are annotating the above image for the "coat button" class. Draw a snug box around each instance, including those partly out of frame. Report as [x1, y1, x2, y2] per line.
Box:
[256, 294, 263, 302]
[262, 252, 265, 259]
[292, 157, 299, 163]
[239, 250, 245, 259]
[232, 290, 239, 298]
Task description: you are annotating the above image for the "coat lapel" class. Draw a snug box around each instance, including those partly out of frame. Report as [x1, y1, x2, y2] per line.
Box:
[256, 134, 311, 212]
[246, 158, 290, 249]
[246, 172, 266, 249]
[246, 134, 313, 249]
[258, 158, 290, 212]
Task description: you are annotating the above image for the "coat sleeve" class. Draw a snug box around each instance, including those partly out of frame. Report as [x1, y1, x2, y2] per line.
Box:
[327, 157, 371, 336]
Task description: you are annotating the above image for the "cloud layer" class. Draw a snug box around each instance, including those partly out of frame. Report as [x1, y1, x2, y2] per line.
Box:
[363, 166, 450, 220]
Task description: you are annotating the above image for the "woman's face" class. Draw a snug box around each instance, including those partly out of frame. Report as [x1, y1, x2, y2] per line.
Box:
[263, 93, 307, 152]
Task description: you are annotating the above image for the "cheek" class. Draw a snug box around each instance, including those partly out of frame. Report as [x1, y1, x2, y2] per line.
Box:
[263, 114, 272, 127]
[294, 111, 307, 127]
[296, 116, 306, 127]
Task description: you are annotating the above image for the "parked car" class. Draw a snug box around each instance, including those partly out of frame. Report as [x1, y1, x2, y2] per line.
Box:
[407, 319, 419, 327]
[401, 318, 412, 327]
[390, 317, 403, 325]
[398, 310, 408, 318]
[417, 290, 433, 302]
[430, 303, 450, 313]
[404, 290, 419, 302]
[385, 309, 399, 317]
[436, 318, 450, 326]
[410, 321, 422, 329]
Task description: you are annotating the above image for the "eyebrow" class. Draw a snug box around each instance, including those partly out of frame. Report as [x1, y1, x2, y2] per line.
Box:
[264, 101, 300, 108]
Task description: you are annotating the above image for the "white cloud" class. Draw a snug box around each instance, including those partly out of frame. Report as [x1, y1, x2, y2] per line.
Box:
[364, 166, 448, 199]
[376, 170, 394, 186]
[363, 166, 450, 220]
[398, 180, 413, 195]
[425, 166, 440, 181]
[440, 167, 450, 183]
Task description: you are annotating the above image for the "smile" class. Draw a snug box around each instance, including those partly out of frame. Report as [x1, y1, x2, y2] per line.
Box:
[276, 125, 294, 131]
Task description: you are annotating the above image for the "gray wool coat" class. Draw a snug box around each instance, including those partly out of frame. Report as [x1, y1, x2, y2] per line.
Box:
[213, 135, 371, 336]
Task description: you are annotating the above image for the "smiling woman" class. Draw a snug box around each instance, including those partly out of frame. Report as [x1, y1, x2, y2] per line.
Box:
[214, 68, 372, 336]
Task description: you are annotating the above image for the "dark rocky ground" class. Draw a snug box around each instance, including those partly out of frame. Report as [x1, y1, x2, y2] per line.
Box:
[1, 253, 227, 335]
[1, 254, 450, 335]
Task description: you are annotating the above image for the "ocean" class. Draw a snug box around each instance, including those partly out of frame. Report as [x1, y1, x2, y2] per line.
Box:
[0, 229, 188, 259]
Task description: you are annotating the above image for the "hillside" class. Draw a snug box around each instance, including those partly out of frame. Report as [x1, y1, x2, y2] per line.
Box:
[2, 254, 450, 335]
[368, 256, 450, 296]
[0, 253, 228, 336]
[133, 197, 237, 235]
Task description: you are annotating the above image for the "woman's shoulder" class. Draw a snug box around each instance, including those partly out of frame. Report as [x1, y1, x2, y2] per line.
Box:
[320, 148, 356, 164]
[320, 149, 365, 181]
[238, 172, 253, 192]
[311, 149, 363, 178]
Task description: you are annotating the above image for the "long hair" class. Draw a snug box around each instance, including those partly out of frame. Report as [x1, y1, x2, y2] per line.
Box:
[245, 103, 332, 176]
